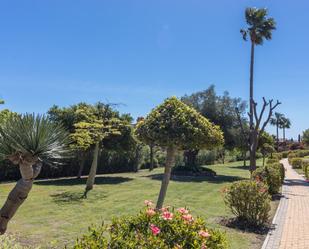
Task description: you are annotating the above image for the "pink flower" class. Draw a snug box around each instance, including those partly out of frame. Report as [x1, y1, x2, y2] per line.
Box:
[161, 211, 174, 220]
[146, 208, 156, 217]
[144, 200, 153, 207]
[160, 206, 170, 212]
[182, 214, 194, 222]
[259, 187, 267, 193]
[201, 243, 207, 249]
[177, 207, 189, 214]
[199, 230, 210, 238]
[150, 224, 160, 235]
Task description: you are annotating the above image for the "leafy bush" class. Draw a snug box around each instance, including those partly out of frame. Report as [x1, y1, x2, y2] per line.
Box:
[302, 160, 309, 180]
[296, 150, 309, 158]
[266, 158, 278, 165]
[288, 153, 297, 164]
[0, 235, 24, 249]
[281, 151, 289, 158]
[270, 163, 285, 184]
[253, 166, 282, 195]
[73, 204, 228, 249]
[224, 180, 271, 227]
[290, 158, 303, 169]
[272, 153, 282, 160]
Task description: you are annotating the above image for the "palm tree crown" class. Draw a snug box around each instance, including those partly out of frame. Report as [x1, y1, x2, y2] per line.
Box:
[241, 7, 276, 45]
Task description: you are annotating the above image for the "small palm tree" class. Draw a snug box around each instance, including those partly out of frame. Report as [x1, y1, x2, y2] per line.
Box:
[280, 117, 291, 141]
[0, 114, 70, 235]
[270, 112, 284, 150]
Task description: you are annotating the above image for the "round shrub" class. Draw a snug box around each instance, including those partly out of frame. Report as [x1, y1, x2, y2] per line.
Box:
[269, 163, 285, 184]
[224, 180, 271, 227]
[253, 166, 282, 195]
[272, 153, 283, 160]
[73, 204, 228, 249]
[281, 151, 289, 158]
[288, 153, 297, 164]
[290, 158, 303, 169]
[302, 160, 309, 180]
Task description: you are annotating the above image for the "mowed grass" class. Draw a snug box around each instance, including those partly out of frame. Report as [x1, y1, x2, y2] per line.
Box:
[0, 160, 275, 249]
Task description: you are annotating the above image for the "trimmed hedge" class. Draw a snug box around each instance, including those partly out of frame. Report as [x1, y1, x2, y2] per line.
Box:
[290, 158, 303, 169]
[253, 166, 282, 195]
[302, 160, 309, 180]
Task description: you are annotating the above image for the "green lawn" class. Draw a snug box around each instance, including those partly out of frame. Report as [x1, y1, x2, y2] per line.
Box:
[0, 160, 276, 249]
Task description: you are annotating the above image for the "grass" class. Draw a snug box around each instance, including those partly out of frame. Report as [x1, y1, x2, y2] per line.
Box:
[0, 160, 277, 249]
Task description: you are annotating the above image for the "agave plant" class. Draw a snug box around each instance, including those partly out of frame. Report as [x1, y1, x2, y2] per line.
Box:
[0, 113, 70, 235]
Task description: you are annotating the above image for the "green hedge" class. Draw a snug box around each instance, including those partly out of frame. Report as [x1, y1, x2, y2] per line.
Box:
[290, 158, 303, 169]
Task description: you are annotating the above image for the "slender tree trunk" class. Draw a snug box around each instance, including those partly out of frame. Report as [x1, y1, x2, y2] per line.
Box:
[77, 154, 86, 179]
[248, 41, 256, 173]
[276, 121, 279, 151]
[149, 144, 154, 171]
[184, 149, 199, 170]
[84, 143, 99, 197]
[0, 161, 42, 234]
[263, 154, 265, 166]
[283, 127, 286, 141]
[249, 130, 258, 173]
[243, 151, 246, 167]
[156, 146, 176, 209]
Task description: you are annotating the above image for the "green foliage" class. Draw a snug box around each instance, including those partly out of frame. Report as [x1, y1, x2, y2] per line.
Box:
[288, 152, 297, 164]
[73, 205, 228, 249]
[266, 158, 278, 165]
[281, 151, 289, 158]
[290, 158, 303, 169]
[302, 160, 309, 180]
[181, 85, 246, 150]
[135, 97, 224, 150]
[267, 163, 285, 184]
[272, 153, 283, 160]
[224, 180, 271, 226]
[0, 235, 26, 249]
[241, 7, 276, 45]
[302, 129, 309, 146]
[0, 113, 70, 162]
[253, 165, 282, 195]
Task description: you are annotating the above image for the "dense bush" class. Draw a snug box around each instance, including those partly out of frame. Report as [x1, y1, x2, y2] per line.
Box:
[253, 165, 282, 195]
[288, 153, 297, 164]
[290, 158, 303, 169]
[281, 151, 289, 158]
[268, 163, 285, 184]
[266, 158, 278, 165]
[272, 153, 282, 160]
[224, 180, 270, 227]
[296, 150, 309, 157]
[302, 160, 309, 180]
[73, 204, 228, 249]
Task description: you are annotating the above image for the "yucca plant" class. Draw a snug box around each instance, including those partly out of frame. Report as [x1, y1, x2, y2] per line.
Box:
[0, 113, 70, 235]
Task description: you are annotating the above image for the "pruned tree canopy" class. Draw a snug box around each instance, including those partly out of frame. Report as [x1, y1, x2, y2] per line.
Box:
[135, 97, 224, 150]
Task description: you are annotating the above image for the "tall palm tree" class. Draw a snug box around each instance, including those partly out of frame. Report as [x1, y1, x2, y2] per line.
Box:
[280, 116, 291, 141]
[240, 8, 276, 170]
[270, 112, 284, 150]
[0, 114, 70, 234]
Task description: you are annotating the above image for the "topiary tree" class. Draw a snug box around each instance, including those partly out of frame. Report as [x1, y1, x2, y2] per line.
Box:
[0, 114, 70, 234]
[135, 97, 224, 209]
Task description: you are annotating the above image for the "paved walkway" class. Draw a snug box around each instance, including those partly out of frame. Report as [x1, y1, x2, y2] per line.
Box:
[262, 158, 309, 249]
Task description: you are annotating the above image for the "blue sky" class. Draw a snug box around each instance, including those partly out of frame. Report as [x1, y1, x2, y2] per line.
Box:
[0, 0, 308, 139]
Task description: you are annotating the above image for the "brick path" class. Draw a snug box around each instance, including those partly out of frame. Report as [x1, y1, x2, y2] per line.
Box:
[262, 158, 309, 249]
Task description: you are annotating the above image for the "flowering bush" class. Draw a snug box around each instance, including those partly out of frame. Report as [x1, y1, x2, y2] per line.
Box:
[73, 202, 228, 249]
[224, 180, 271, 227]
[253, 163, 283, 195]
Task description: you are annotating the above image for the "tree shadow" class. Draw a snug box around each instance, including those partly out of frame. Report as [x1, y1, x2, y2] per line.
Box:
[34, 176, 133, 186]
[50, 190, 108, 205]
[227, 165, 250, 170]
[145, 174, 246, 183]
[284, 179, 309, 187]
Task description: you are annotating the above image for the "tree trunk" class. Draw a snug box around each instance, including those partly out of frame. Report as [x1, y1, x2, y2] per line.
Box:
[0, 162, 42, 234]
[276, 121, 279, 151]
[283, 127, 286, 141]
[262, 154, 265, 166]
[156, 146, 176, 209]
[77, 153, 86, 179]
[243, 151, 246, 167]
[84, 143, 99, 197]
[249, 130, 258, 173]
[149, 144, 154, 171]
[184, 149, 199, 169]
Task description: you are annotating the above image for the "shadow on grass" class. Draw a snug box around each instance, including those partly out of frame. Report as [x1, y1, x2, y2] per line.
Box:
[50, 190, 108, 205]
[145, 174, 246, 183]
[227, 165, 250, 170]
[34, 176, 133, 186]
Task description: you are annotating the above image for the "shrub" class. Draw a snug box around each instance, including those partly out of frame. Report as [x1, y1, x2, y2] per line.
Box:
[73, 204, 228, 249]
[288, 153, 297, 164]
[296, 150, 309, 158]
[268, 163, 285, 184]
[266, 158, 278, 165]
[290, 158, 303, 169]
[253, 166, 282, 195]
[224, 180, 271, 227]
[272, 153, 282, 160]
[302, 160, 309, 180]
[281, 151, 289, 158]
